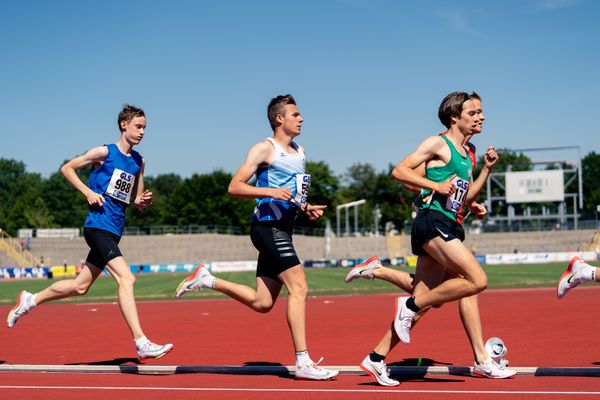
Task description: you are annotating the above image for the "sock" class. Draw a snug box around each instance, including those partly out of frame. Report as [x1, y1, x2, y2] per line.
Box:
[206, 275, 216, 289]
[295, 350, 311, 367]
[406, 296, 421, 313]
[29, 293, 38, 308]
[135, 336, 149, 348]
[369, 351, 385, 363]
[575, 262, 596, 282]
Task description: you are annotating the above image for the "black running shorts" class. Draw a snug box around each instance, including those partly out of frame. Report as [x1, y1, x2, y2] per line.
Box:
[411, 209, 465, 256]
[83, 228, 123, 269]
[250, 221, 301, 282]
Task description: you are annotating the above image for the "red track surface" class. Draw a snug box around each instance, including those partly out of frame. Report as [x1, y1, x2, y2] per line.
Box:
[2, 287, 600, 399]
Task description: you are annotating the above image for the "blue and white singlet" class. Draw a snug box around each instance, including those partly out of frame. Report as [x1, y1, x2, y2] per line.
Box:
[84, 143, 143, 236]
[252, 138, 310, 225]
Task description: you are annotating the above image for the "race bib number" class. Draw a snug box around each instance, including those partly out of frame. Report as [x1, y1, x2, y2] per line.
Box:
[294, 174, 311, 206]
[106, 169, 135, 204]
[445, 176, 469, 213]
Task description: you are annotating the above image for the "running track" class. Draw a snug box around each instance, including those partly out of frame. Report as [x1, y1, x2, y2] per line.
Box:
[2, 287, 600, 399]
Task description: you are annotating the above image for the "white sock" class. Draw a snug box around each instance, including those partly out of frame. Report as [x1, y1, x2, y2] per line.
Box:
[578, 262, 596, 282]
[29, 293, 38, 308]
[205, 275, 216, 289]
[295, 350, 312, 367]
[135, 336, 149, 347]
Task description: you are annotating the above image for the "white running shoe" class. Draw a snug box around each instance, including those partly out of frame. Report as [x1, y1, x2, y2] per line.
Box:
[295, 358, 339, 380]
[472, 357, 516, 379]
[7, 290, 34, 328]
[136, 340, 174, 360]
[360, 355, 399, 386]
[557, 256, 585, 299]
[393, 296, 415, 344]
[344, 256, 381, 282]
[175, 265, 214, 298]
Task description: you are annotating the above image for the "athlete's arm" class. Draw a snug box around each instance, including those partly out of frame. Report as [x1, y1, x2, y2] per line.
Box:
[468, 201, 488, 219]
[301, 204, 327, 221]
[391, 136, 455, 196]
[466, 146, 498, 204]
[60, 146, 109, 207]
[134, 159, 153, 213]
[293, 146, 328, 220]
[404, 163, 426, 193]
[228, 141, 292, 200]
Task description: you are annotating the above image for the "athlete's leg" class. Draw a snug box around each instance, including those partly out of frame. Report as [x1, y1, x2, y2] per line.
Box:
[278, 264, 308, 352]
[373, 255, 445, 356]
[104, 256, 146, 340]
[372, 325, 400, 356]
[458, 293, 487, 363]
[7, 263, 103, 328]
[105, 256, 173, 359]
[372, 267, 414, 294]
[361, 256, 443, 386]
[214, 276, 282, 313]
[34, 263, 103, 304]
[413, 237, 487, 309]
[558, 257, 600, 298]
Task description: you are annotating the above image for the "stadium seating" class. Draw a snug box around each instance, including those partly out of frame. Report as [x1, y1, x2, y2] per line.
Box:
[4, 229, 597, 267]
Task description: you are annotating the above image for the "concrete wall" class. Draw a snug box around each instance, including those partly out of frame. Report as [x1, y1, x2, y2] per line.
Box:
[4, 229, 597, 267]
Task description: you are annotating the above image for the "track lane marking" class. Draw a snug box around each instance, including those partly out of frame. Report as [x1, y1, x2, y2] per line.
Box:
[1, 385, 600, 395]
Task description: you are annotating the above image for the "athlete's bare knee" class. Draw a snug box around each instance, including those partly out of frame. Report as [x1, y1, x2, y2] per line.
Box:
[253, 302, 274, 313]
[471, 275, 488, 294]
[74, 283, 92, 296]
[287, 282, 308, 300]
[118, 274, 137, 289]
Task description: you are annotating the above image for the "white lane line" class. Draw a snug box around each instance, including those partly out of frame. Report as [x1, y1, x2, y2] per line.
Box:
[1, 386, 600, 395]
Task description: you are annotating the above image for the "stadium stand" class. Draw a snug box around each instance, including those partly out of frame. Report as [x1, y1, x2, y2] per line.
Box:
[7, 228, 593, 267]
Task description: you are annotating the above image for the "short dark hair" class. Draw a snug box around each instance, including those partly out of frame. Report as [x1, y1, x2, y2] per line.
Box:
[438, 92, 481, 129]
[118, 104, 145, 132]
[267, 94, 296, 131]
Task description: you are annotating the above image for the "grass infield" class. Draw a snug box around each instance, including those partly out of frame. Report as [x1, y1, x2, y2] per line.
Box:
[0, 262, 571, 305]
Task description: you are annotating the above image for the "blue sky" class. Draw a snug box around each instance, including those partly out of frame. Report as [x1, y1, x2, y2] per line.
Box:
[1, 0, 598, 178]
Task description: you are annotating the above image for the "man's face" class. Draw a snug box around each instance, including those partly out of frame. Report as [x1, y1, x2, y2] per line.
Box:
[457, 99, 485, 135]
[121, 116, 146, 144]
[279, 104, 303, 136]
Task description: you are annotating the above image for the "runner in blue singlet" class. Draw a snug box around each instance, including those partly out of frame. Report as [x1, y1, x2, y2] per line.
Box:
[175, 94, 338, 381]
[7, 104, 173, 360]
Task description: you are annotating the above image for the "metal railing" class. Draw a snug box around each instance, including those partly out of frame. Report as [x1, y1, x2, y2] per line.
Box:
[123, 225, 243, 236]
[0, 228, 36, 267]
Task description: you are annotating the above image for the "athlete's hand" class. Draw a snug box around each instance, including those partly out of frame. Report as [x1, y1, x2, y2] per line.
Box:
[270, 187, 293, 201]
[86, 191, 106, 207]
[135, 190, 153, 212]
[303, 204, 327, 221]
[434, 175, 456, 197]
[484, 146, 499, 170]
[469, 202, 487, 219]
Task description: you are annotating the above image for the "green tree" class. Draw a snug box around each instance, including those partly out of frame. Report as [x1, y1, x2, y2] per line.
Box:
[126, 173, 183, 228]
[40, 168, 88, 228]
[166, 170, 254, 231]
[337, 163, 413, 234]
[296, 161, 339, 228]
[582, 151, 600, 215]
[0, 159, 44, 234]
[24, 197, 56, 228]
